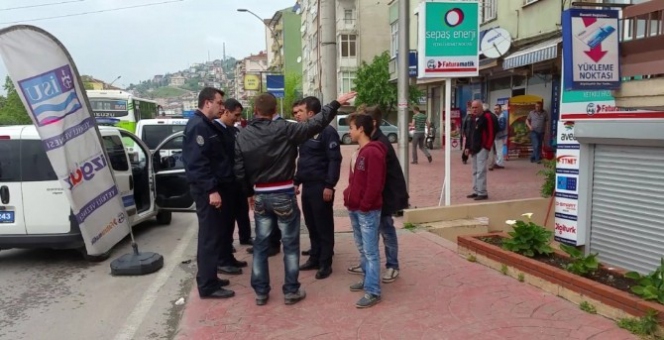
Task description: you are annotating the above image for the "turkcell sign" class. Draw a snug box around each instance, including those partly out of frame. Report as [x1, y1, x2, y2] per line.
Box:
[562, 8, 620, 90]
[0, 26, 130, 255]
[418, 0, 479, 78]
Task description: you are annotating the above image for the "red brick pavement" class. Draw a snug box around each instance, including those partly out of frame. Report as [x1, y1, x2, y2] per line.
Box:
[176, 232, 636, 340]
[175, 145, 636, 339]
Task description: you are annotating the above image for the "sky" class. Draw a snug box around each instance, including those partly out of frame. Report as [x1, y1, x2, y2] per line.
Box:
[0, 0, 297, 92]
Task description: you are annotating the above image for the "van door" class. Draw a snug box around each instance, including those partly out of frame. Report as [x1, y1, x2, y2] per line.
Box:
[20, 138, 70, 234]
[0, 130, 27, 235]
[118, 130, 156, 223]
[153, 132, 195, 212]
[100, 133, 136, 221]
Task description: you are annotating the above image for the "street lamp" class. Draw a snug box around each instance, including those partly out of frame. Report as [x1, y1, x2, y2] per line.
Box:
[107, 75, 121, 89]
[237, 8, 285, 115]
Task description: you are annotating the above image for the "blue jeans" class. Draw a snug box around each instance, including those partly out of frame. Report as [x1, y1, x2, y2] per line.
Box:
[251, 191, 301, 295]
[530, 131, 544, 162]
[380, 215, 399, 270]
[349, 210, 381, 296]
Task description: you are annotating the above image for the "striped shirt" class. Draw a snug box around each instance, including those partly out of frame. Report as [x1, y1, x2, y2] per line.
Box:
[413, 113, 427, 133]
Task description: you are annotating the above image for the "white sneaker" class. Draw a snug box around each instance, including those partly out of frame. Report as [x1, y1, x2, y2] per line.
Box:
[382, 268, 399, 283]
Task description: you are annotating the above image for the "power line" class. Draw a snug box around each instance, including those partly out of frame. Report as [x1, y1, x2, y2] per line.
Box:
[0, 0, 186, 25]
[0, 0, 86, 12]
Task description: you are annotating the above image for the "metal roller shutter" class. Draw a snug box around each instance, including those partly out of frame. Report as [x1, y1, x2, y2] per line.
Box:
[589, 144, 664, 274]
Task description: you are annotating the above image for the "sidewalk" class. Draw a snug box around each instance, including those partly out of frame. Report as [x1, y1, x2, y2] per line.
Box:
[174, 145, 636, 339]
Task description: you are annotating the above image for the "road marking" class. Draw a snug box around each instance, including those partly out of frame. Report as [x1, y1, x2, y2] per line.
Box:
[113, 221, 197, 340]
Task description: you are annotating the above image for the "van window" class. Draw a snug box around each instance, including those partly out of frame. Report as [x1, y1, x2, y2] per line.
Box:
[102, 136, 129, 171]
[0, 140, 57, 182]
[338, 118, 348, 126]
[141, 125, 185, 150]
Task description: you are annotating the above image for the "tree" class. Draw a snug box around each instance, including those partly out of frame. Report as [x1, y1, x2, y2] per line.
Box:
[281, 72, 302, 119]
[353, 51, 423, 114]
[0, 76, 31, 126]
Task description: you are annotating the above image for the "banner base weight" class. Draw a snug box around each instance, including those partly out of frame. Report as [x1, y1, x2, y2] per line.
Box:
[110, 251, 164, 276]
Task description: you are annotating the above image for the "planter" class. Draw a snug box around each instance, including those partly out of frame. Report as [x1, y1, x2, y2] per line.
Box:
[458, 232, 664, 324]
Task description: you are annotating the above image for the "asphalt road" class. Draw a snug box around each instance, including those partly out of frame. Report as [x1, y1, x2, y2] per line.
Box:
[0, 213, 199, 340]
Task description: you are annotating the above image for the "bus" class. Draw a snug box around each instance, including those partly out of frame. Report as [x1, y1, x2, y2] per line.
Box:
[86, 90, 159, 133]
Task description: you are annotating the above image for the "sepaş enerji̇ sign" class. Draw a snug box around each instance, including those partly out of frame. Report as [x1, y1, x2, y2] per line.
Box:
[418, 0, 479, 79]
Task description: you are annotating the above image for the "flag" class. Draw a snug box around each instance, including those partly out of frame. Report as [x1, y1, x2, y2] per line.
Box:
[0, 25, 131, 255]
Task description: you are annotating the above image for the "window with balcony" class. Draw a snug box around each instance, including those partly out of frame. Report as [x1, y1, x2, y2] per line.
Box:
[482, 0, 497, 22]
[344, 9, 355, 25]
[341, 71, 356, 93]
[390, 22, 398, 58]
[340, 34, 357, 58]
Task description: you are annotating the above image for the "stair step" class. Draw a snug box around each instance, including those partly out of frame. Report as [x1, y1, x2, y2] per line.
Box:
[426, 218, 489, 243]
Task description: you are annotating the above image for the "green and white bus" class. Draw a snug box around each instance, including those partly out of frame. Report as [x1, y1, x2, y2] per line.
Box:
[86, 90, 159, 133]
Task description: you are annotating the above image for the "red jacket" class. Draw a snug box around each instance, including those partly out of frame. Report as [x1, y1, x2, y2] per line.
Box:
[343, 141, 387, 212]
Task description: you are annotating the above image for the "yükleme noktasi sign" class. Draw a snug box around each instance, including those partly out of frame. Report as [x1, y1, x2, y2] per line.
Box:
[418, 0, 479, 78]
[0, 26, 130, 255]
[562, 8, 620, 91]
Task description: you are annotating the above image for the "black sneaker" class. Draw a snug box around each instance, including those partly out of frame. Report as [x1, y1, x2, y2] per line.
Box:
[427, 155, 432, 163]
[256, 294, 269, 306]
[466, 193, 478, 198]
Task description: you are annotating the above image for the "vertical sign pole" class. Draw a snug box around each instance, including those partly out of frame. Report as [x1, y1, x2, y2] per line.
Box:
[397, 0, 410, 190]
[444, 78, 452, 206]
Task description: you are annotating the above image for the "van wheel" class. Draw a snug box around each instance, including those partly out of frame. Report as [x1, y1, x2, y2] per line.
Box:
[79, 247, 111, 262]
[342, 134, 352, 145]
[387, 133, 398, 143]
[156, 211, 172, 225]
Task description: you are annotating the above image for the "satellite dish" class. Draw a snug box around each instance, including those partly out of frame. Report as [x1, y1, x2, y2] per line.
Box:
[296, 56, 302, 63]
[295, 8, 302, 15]
[480, 28, 512, 59]
[300, 25, 305, 33]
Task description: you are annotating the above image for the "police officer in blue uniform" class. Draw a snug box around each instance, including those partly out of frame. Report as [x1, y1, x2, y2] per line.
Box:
[294, 96, 342, 279]
[182, 87, 236, 299]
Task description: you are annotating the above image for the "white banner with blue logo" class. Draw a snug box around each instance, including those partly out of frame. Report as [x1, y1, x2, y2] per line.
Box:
[0, 26, 130, 255]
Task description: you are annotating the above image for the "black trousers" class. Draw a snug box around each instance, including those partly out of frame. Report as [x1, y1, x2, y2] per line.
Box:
[217, 185, 240, 267]
[235, 190, 252, 242]
[301, 182, 335, 267]
[193, 188, 232, 296]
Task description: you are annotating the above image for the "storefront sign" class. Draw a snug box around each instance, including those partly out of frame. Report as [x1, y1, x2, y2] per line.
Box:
[418, 0, 479, 78]
[554, 121, 584, 246]
[562, 9, 620, 90]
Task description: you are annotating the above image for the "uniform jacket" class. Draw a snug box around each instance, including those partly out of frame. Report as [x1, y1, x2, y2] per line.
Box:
[294, 125, 342, 189]
[182, 110, 234, 194]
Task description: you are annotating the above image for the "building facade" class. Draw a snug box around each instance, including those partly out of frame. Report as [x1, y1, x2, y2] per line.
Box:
[233, 51, 268, 109]
[266, 7, 303, 79]
[300, 0, 390, 99]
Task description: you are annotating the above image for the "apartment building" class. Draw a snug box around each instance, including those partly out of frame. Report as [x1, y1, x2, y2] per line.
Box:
[266, 7, 303, 80]
[233, 51, 268, 108]
[300, 0, 390, 100]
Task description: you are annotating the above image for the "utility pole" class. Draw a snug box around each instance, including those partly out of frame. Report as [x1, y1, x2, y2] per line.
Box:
[397, 0, 410, 189]
[320, 0, 338, 128]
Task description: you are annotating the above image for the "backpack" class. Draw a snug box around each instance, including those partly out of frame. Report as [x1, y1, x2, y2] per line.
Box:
[485, 112, 501, 138]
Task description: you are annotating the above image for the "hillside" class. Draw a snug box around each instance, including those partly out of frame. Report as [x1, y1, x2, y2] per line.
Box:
[128, 57, 237, 99]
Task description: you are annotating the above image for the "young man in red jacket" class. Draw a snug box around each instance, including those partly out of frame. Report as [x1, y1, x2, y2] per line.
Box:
[343, 113, 387, 308]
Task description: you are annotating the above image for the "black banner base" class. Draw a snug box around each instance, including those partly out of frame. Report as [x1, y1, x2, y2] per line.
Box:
[110, 251, 164, 276]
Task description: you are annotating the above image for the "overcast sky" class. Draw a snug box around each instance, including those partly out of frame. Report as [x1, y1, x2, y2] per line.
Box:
[0, 0, 297, 92]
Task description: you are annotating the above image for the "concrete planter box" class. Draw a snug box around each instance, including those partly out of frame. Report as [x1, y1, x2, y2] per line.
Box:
[458, 232, 664, 324]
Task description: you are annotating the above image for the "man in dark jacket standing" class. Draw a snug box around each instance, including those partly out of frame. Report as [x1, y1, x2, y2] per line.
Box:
[181, 87, 235, 299]
[294, 96, 342, 280]
[465, 100, 495, 201]
[235, 91, 356, 306]
[346, 106, 408, 283]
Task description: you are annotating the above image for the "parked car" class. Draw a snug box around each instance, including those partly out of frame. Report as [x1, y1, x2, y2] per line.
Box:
[0, 125, 195, 261]
[337, 115, 400, 144]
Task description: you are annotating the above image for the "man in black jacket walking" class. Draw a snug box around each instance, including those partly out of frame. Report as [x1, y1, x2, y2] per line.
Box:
[347, 106, 409, 283]
[235, 91, 355, 306]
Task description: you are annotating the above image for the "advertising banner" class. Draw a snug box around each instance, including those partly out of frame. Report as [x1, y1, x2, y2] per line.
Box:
[0, 26, 130, 255]
[243, 74, 261, 91]
[266, 75, 284, 98]
[562, 9, 620, 91]
[507, 95, 541, 160]
[554, 121, 583, 245]
[418, 0, 479, 78]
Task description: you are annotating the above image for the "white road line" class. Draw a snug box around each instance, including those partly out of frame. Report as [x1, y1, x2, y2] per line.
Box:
[113, 223, 197, 340]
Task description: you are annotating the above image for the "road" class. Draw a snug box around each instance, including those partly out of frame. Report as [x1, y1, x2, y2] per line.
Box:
[0, 213, 199, 340]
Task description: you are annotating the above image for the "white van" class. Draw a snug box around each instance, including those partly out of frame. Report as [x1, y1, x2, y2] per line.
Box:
[0, 125, 195, 260]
